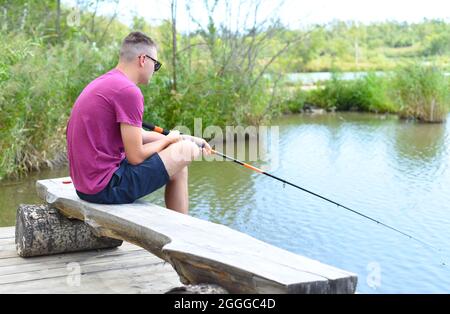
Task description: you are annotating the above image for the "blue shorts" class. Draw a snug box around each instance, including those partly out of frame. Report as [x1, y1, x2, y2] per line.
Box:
[76, 153, 170, 204]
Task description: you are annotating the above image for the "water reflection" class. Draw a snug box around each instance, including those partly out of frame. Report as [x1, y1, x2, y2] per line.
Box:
[0, 167, 69, 226]
[391, 121, 447, 177]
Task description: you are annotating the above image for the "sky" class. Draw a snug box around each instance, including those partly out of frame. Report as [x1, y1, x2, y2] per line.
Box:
[65, 0, 450, 31]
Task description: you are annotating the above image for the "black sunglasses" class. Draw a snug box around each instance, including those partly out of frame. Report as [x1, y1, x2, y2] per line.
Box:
[143, 55, 162, 72]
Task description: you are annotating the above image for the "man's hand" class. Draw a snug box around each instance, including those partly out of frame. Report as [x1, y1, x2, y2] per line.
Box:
[167, 130, 182, 144]
[181, 135, 212, 155]
[200, 139, 213, 155]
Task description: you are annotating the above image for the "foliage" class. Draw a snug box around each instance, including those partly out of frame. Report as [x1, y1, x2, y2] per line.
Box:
[391, 64, 450, 122]
[1, 1, 449, 180]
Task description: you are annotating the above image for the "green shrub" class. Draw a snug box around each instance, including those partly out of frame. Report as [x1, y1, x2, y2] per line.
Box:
[392, 64, 449, 122]
[299, 73, 395, 113]
[0, 33, 118, 180]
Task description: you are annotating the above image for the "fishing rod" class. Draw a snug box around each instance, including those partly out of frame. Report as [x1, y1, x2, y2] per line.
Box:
[142, 121, 442, 253]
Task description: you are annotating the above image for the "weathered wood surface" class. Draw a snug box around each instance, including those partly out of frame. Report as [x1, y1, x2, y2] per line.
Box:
[36, 177, 358, 294]
[15, 204, 122, 257]
[0, 227, 15, 239]
[0, 227, 182, 293]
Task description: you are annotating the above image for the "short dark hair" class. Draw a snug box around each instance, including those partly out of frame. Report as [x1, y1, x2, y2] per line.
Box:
[120, 32, 157, 62]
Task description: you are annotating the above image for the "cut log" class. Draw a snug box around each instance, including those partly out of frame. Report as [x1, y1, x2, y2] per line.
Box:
[15, 204, 122, 257]
[36, 177, 358, 294]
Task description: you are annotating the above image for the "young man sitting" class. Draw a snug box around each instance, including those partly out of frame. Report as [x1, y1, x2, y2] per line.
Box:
[66, 31, 212, 215]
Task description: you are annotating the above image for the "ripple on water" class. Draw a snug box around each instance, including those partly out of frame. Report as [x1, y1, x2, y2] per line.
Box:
[188, 113, 450, 293]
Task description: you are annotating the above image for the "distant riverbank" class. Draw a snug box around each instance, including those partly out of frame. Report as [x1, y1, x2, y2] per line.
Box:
[280, 66, 450, 123]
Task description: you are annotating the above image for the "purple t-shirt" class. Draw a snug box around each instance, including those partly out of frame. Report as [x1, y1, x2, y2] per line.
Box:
[66, 69, 144, 194]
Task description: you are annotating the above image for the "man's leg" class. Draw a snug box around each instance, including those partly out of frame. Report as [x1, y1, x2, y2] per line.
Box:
[158, 141, 202, 214]
[165, 167, 188, 214]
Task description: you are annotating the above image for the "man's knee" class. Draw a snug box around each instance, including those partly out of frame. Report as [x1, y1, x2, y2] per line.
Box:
[175, 140, 202, 162]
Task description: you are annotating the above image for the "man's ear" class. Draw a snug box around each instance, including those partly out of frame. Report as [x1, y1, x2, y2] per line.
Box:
[138, 55, 145, 68]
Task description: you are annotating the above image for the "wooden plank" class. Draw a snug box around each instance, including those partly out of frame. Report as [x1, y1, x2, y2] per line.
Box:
[0, 250, 161, 276]
[0, 237, 19, 258]
[0, 227, 181, 293]
[0, 242, 144, 267]
[0, 255, 171, 285]
[0, 238, 15, 245]
[36, 177, 358, 294]
[0, 241, 130, 261]
[0, 264, 181, 294]
[0, 250, 21, 259]
[0, 227, 15, 239]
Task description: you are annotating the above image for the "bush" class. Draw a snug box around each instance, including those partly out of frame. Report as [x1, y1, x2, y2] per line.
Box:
[283, 90, 307, 113]
[0, 33, 118, 180]
[392, 64, 450, 122]
[299, 73, 395, 113]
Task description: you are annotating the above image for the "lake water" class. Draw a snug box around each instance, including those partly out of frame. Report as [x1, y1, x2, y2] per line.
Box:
[1, 112, 450, 293]
[283, 71, 450, 84]
[286, 72, 385, 84]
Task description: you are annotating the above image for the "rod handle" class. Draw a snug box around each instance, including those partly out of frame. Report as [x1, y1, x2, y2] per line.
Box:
[142, 122, 170, 136]
[142, 121, 205, 148]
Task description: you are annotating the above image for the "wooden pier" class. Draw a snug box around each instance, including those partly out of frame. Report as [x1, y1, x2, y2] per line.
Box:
[0, 226, 182, 293]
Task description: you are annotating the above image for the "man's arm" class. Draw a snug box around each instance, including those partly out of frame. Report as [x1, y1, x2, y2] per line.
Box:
[121, 123, 180, 165]
[141, 129, 166, 144]
[142, 128, 212, 153]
